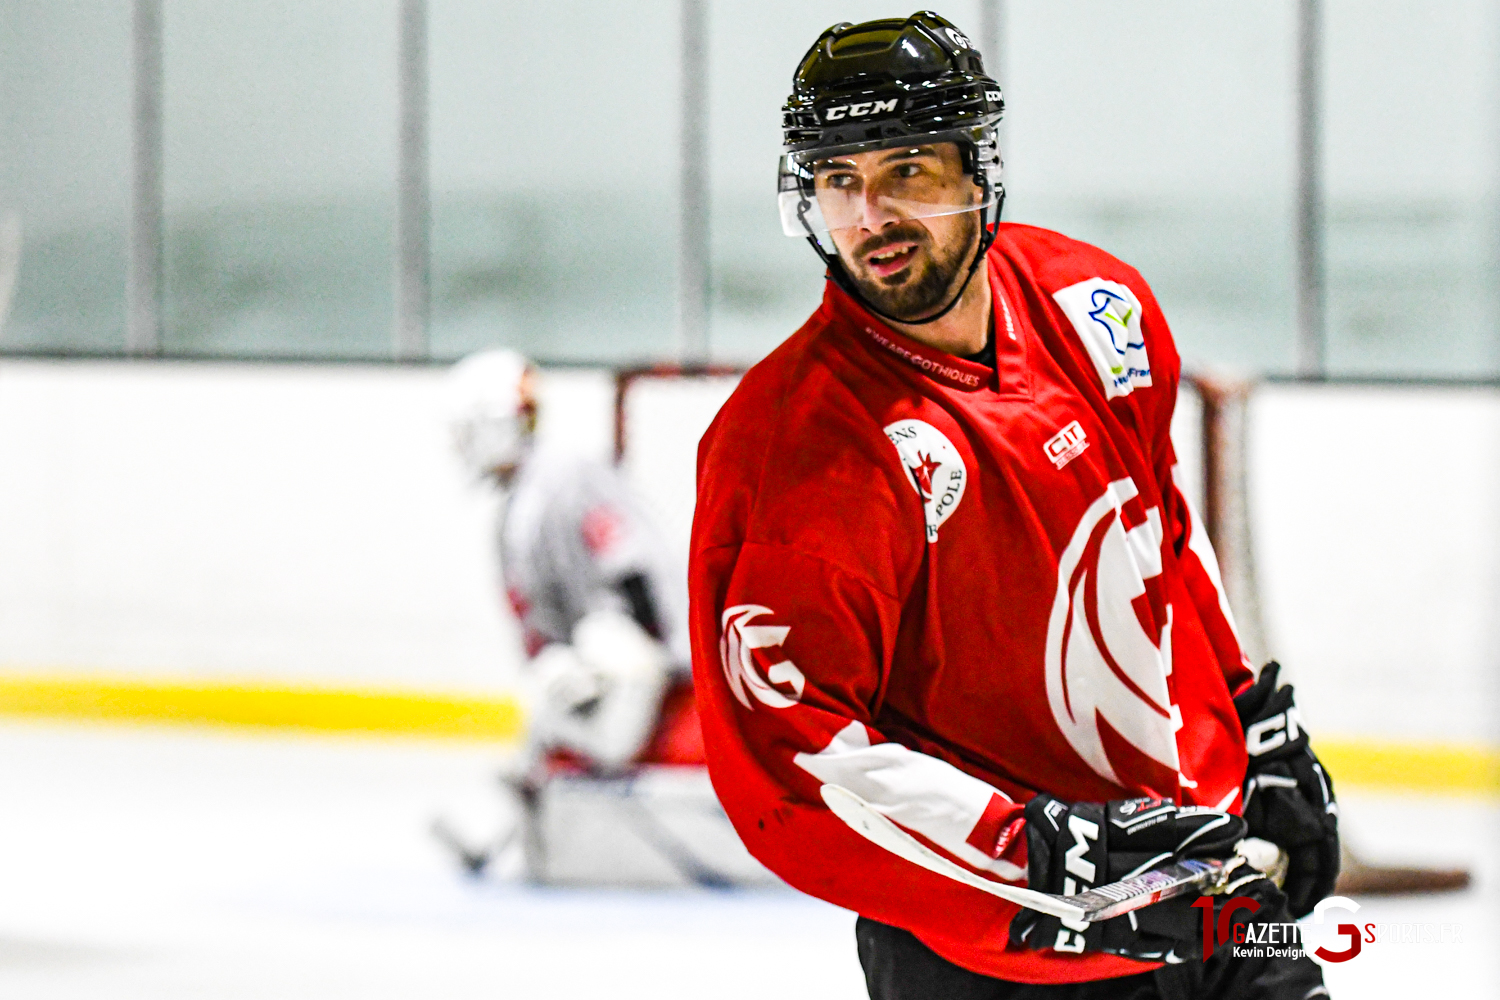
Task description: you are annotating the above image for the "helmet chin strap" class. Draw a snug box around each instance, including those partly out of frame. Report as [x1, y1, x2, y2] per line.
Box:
[804, 182, 1005, 328]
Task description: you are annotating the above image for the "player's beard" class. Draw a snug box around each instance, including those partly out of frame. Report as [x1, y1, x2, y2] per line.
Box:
[842, 211, 979, 322]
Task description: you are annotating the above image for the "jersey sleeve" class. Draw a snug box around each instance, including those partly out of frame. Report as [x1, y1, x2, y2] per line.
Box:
[693, 539, 1033, 950]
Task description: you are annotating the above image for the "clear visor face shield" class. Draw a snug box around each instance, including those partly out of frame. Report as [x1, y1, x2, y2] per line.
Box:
[777, 127, 1001, 246]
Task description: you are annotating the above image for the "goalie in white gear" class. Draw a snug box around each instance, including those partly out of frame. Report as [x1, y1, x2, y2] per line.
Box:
[437, 350, 771, 888]
[446, 349, 701, 777]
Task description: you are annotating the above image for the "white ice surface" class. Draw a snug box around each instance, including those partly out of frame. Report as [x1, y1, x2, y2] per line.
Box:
[0, 722, 864, 999]
[0, 720, 1491, 998]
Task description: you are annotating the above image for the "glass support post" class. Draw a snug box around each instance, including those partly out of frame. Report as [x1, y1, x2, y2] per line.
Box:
[395, 0, 430, 361]
[128, 0, 164, 355]
[678, 0, 710, 362]
[1296, 0, 1326, 378]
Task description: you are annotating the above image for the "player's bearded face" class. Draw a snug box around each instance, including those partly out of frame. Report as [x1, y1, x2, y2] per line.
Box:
[815, 142, 981, 321]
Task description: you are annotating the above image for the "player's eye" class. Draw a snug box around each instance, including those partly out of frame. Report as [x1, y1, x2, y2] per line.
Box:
[893, 162, 924, 179]
[823, 173, 857, 190]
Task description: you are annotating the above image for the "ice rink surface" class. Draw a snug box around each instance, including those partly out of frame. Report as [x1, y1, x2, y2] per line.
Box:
[0, 721, 1493, 999]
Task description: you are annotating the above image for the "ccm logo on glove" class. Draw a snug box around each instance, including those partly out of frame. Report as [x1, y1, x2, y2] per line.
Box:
[1245, 707, 1303, 757]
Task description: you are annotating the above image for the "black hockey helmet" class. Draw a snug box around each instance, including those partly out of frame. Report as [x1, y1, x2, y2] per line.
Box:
[781, 11, 1003, 153]
[778, 12, 1005, 326]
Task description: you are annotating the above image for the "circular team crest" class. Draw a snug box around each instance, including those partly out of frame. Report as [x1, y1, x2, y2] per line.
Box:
[882, 419, 966, 543]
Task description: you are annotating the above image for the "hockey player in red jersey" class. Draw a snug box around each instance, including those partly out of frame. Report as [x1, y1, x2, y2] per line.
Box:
[690, 13, 1337, 998]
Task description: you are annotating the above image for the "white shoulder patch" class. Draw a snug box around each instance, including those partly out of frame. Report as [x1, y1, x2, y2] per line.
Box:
[882, 419, 966, 542]
[1052, 278, 1152, 400]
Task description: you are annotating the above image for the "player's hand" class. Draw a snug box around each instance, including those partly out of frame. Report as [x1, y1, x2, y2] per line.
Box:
[1009, 795, 1249, 962]
[1234, 661, 1340, 917]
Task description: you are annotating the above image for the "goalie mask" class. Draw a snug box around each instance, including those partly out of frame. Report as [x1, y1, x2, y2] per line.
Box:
[446, 349, 538, 480]
[779, 11, 1004, 325]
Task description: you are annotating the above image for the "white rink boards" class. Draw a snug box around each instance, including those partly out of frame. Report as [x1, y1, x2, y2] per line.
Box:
[0, 360, 1494, 747]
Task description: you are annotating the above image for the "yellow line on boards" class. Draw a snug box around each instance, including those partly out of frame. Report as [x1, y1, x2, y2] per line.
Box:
[1314, 739, 1499, 797]
[0, 672, 524, 742]
[0, 674, 1495, 796]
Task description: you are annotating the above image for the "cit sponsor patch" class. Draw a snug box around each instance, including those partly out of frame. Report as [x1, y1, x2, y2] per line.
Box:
[1044, 420, 1089, 470]
[882, 419, 967, 542]
[719, 605, 805, 710]
[1052, 278, 1152, 399]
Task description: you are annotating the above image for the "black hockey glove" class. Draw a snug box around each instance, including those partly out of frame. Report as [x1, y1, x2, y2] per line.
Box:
[1009, 795, 1249, 963]
[1234, 661, 1340, 918]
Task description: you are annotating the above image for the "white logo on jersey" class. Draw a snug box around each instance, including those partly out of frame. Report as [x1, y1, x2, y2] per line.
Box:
[1052, 278, 1152, 400]
[883, 419, 967, 542]
[1044, 478, 1181, 786]
[720, 605, 806, 710]
[1045, 420, 1089, 470]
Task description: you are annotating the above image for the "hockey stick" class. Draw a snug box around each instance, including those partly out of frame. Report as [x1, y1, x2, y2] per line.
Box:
[611, 779, 737, 890]
[430, 777, 537, 879]
[822, 784, 1277, 923]
[1336, 843, 1471, 896]
[431, 815, 516, 877]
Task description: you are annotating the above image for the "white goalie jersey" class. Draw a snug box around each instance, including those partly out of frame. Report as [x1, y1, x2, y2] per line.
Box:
[499, 446, 689, 672]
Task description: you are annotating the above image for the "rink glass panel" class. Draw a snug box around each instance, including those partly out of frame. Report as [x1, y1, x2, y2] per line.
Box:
[158, 1, 398, 359]
[1, 2, 1497, 375]
[0, 2, 132, 352]
[425, 1, 679, 365]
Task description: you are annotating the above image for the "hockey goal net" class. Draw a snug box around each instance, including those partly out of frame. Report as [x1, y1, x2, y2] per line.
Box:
[613, 365, 746, 566]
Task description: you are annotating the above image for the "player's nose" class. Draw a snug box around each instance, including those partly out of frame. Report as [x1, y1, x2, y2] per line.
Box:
[853, 189, 905, 232]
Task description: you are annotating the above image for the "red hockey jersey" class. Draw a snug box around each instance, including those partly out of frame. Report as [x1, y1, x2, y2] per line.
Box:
[689, 224, 1254, 984]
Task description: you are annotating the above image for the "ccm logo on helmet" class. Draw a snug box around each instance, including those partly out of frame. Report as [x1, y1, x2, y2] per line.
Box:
[821, 98, 900, 122]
